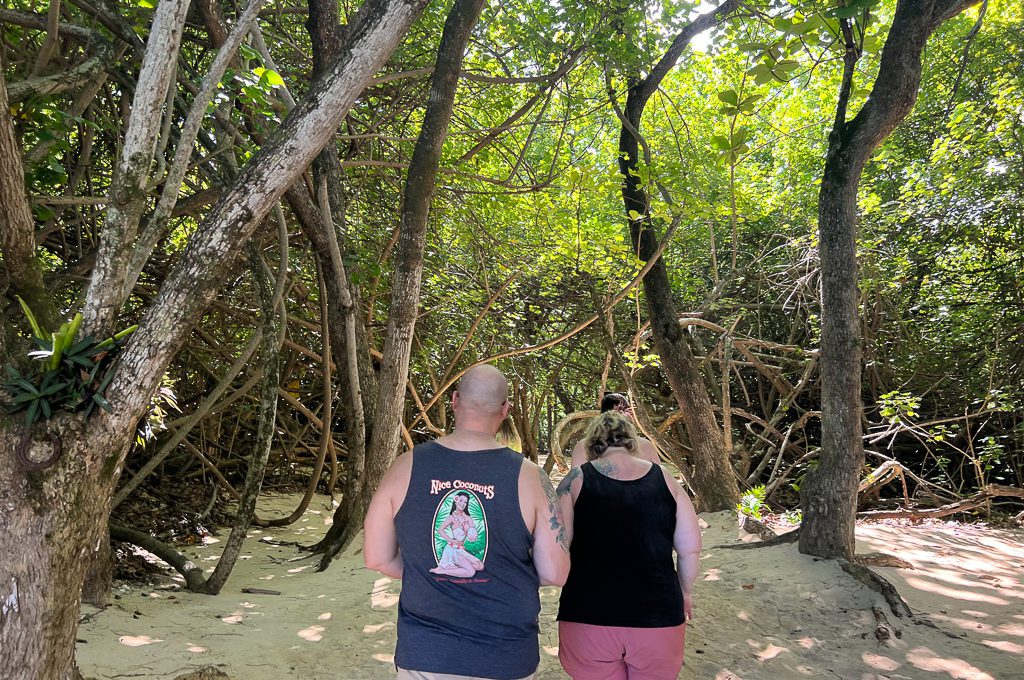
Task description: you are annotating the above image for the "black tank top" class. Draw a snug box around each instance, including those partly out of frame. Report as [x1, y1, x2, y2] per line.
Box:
[557, 461, 684, 627]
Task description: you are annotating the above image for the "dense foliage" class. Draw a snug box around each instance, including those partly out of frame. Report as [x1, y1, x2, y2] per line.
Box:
[2, 0, 1020, 517]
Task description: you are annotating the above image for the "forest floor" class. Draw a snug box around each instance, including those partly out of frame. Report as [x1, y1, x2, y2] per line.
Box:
[77, 494, 1024, 680]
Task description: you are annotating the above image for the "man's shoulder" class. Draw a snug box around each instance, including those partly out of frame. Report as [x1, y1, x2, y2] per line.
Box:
[381, 448, 416, 489]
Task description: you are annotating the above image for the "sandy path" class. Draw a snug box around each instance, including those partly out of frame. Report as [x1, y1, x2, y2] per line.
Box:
[77, 496, 1023, 679]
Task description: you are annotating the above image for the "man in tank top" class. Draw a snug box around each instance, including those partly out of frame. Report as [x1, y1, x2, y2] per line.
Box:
[364, 364, 570, 680]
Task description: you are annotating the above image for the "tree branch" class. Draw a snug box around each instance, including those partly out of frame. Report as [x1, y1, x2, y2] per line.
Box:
[0, 67, 60, 332]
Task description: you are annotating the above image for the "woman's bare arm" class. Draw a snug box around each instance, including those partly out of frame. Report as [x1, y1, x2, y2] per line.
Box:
[664, 468, 701, 620]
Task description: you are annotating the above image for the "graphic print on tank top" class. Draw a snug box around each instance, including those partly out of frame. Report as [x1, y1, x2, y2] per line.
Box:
[429, 488, 488, 578]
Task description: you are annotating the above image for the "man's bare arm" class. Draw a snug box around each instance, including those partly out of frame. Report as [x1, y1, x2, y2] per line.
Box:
[363, 453, 412, 579]
[525, 462, 570, 586]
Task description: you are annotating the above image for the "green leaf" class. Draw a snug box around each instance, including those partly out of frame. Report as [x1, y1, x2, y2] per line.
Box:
[239, 44, 261, 62]
[16, 296, 46, 339]
[14, 379, 38, 393]
[262, 69, 285, 87]
[748, 64, 774, 86]
[717, 89, 739, 106]
[738, 94, 763, 112]
[92, 393, 113, 413]
[67, 337, 94, 355]
[711, 135, 731, 150]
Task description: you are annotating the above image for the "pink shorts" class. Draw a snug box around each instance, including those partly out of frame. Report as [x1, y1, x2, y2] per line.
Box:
[558, 621, 686, 680]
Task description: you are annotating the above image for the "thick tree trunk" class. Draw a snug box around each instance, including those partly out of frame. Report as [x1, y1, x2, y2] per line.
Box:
[799, 0, 979, 559]
[616, 0, 741, 512]
[0, 417, 128, 680]
[342, 0, 487, 546]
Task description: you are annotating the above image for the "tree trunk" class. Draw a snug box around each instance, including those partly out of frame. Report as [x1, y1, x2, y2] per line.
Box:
[80, 537, 112, 608]
[0, 418, 127, 680]
[616, 0, 741, 512]
[343, 0, 488, 545]
[199, 241, 281, 594]
[799, 0, 980, 559]
[0, 66, 60, 332]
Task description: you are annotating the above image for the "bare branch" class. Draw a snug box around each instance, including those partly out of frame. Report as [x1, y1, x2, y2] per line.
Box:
[7, 39, 116, 103]
[82, 0, 192, 336]
[122, 0, 270, 302]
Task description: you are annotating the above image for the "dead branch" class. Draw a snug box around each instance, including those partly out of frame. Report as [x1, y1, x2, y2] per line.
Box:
[858, 484, 1024, 521]
[109, 524, 205, 591]
[717, 527, 801, 549]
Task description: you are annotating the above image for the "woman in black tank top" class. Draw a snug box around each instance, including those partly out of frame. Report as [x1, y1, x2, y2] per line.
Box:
[555, 412, 702, 679]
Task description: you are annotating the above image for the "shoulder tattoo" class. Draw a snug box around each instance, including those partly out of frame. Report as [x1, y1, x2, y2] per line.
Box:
[556, 466, 581, 498]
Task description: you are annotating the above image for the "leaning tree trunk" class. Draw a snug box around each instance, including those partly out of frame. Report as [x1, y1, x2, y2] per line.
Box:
[616, 0, 741, 511]
[198, 240, 283, 594]
[0, 0, 428, 676]
[799, 0, 980, 559]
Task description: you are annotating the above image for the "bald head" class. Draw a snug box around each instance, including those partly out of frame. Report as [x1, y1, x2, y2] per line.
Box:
[455, 365, 509, 416]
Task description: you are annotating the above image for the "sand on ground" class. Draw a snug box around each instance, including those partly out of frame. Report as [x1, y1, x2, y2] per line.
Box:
[77, 494, 1024, 680]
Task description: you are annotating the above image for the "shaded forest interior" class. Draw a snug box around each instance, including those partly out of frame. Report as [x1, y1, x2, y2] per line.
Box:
[1, 0, 1023, 676]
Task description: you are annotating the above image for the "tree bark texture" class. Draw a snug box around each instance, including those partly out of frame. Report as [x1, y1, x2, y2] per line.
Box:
[0, 67, 60, 332]
[81, 0, 192, 337]
[617, 0, 741, 512]
[0, 416, 126, 680]
[799, 0, 980, 559]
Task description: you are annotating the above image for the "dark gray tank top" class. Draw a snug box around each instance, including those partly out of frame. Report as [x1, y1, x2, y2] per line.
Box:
[394, 441, 539, 679]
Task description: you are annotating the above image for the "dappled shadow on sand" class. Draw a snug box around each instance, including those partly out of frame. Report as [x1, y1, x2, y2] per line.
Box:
[76, 499, 1022, 679]
[669, 512, 1022, 680]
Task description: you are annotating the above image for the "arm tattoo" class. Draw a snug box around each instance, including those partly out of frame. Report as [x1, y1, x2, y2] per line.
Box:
[538, 467, 568, 553]
[556, 466, 581, 498]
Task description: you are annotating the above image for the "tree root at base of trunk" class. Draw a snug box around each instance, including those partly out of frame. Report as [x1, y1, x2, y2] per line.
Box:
[716, 526, 801, 549]
[838, 558, 913, 618]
